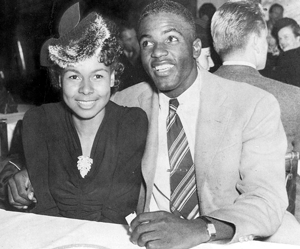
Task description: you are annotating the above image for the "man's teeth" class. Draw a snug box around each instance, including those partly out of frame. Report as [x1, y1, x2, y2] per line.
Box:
[155, 64, 173, 71]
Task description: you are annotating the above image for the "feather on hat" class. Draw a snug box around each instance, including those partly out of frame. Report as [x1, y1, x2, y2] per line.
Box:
[40, 3, 110, 68]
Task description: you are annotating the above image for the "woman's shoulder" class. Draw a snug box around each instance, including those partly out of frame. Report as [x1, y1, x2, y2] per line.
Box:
[108, 101, 147, 122]
[107, 101, 148, 137]
[25, 102, 63, 117]
[23, 102, 65, 126]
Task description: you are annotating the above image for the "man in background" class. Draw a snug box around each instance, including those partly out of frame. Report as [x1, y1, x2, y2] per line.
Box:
[118, 21, 151, 91]
[211, 0, 300, 232]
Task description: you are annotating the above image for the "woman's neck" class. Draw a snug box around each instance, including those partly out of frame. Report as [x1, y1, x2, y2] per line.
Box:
[72, 109, 105, 157]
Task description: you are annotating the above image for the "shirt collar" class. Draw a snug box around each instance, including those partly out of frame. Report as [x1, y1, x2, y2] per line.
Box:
[159, 67, 202, 109]
[223, 60, 256, 69]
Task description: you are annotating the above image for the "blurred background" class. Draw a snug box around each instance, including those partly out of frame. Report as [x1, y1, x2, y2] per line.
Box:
[0, 0, 299, 105]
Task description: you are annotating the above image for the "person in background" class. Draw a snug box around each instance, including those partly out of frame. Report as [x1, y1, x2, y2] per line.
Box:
[197, 2, 216, 28]
[260, 3, 283, 78]
[195, 23, 215, 71]
[212, 1, 300, 156]
[196, 2, 221, 72]
[267, 3, 284, 32]
[270, 17, 300, 88]
[211, 0, 300, 217]
[5, 0, 298, 247]
[4, 3, 148, 225]
[117, 21, 151, 91]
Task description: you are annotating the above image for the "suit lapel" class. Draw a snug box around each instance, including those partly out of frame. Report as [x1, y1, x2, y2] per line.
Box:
[194, 71, 232, 187]
[138, 90, 159, 210]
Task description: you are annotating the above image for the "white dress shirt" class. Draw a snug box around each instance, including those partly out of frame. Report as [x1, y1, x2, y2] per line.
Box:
[149, 69, 202, 213]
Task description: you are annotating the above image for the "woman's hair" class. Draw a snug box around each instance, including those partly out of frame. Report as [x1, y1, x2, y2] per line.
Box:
[272, 17, 300, 40]
[138, 0, 196, 39]
[211, 0, 266, 59]
[40, 3, 124, 89]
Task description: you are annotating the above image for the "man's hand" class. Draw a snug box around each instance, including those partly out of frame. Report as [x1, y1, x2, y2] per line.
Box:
[7, 169, 36, 209]
[129, 211, 209, 249]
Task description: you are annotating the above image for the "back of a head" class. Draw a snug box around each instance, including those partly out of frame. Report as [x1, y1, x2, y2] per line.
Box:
[138, 0, 196, 38]
[211, 0, 266, 59]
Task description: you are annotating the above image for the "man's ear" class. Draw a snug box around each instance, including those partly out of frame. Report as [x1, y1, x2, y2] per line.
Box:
[193, 38, 202, 59]
[252, 33, 260, 54]
[110, 71, 115, 87]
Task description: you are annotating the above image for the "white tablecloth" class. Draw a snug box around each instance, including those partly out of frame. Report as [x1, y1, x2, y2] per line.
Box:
[0, 210, 299, 249]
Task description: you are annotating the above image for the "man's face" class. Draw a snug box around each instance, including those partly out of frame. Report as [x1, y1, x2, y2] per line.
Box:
[278, 26, 300, 52]
[120, 28, 139, 53]
[138, 12, 200, 98]
[269, 7, 283, 22]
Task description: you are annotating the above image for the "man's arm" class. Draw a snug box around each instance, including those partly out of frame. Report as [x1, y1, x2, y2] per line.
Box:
[130, 93, 287, 248]
[130, 211, 235, 249]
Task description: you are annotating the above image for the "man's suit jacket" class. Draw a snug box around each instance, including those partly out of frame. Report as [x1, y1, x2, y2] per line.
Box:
[215, 65, 300, 153]
[112, 68, 288, 242]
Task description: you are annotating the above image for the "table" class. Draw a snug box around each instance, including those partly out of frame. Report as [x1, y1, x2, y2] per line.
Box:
[0, 210, 299, 249]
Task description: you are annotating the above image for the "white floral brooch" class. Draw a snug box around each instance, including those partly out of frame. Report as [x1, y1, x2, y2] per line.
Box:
[77, 155, 93, 178]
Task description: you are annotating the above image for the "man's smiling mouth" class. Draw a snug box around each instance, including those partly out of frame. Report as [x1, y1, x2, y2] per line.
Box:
[154, 64, 174, 72]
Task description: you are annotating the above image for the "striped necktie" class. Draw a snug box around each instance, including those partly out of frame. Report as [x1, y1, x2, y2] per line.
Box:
[167, 98, 199, 219]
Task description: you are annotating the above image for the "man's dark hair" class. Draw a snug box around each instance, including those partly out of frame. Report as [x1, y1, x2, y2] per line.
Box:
[269, 3, 284, 14]
[198, 3, 216, 20]
[138, 0, 196, 38]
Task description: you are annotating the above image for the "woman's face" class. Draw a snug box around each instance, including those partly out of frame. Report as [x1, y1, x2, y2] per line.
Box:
[278, 26, 300, 52]
[196, 47, 214, 71]
[61, 55, 114, 121]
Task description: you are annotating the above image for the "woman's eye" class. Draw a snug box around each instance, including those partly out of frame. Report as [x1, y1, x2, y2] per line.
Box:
[94, 74, 103, 80]
[69, 75, 79, 80]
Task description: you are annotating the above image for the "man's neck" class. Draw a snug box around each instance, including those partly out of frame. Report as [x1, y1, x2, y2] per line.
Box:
[223, 60, 257, 69]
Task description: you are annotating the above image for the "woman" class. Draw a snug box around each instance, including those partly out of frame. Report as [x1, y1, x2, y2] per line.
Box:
[7, 3, 148, 225]
[270, 17, 300, 88]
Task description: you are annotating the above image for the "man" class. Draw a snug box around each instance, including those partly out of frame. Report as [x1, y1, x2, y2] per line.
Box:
[113, 0, 288, 247]
[118, 22, 151, 91]
[211, 1, 300, 155]
[5, 0, 292, 248]
[267, 3, 284, 31]
[211, 0, 300, 241]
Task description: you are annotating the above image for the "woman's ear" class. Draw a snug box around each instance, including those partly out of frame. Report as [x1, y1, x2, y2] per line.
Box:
[193, 38, 202, 59]
[58, 75, 62, 88]
[110, 71, 115, 87]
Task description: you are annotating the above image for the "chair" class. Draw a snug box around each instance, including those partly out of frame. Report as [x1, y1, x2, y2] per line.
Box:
[285, 151, 299, 214]
[0, 119, 8, 158]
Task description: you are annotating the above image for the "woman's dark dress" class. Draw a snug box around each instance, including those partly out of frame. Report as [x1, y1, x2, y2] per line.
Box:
[271, 47, 300, 88]
[22, 101, 148, 224]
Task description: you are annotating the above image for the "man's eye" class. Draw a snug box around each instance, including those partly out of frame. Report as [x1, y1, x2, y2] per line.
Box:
[166, 36, 178, 43]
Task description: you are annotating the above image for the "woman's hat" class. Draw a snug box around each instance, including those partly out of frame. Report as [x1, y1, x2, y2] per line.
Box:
[40, 3, 110, 68]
